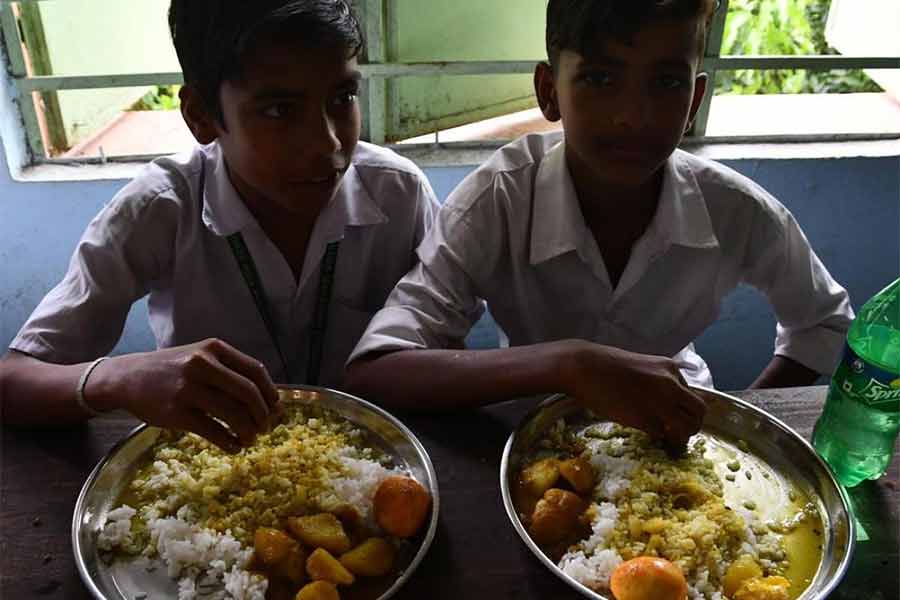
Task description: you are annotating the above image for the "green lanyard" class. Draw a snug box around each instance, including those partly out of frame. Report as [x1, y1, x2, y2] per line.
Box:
[227, 233, 340, 385]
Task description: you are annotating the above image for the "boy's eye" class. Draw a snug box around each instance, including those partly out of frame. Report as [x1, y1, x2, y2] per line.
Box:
[658, 75, 689, 90]
[333, 90, 360, 106]
[261, 103, 294, 119]
[580, 72, 613, 87]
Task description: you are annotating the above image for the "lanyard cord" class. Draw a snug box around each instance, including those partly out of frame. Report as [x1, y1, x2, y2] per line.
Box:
[226, 234, 340, 386]
[306, 241, 339, 386]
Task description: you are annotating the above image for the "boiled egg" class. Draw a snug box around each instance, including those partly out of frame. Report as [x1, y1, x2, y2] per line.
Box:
[373, 475, 431, 538]
[610, 556, 688, 600]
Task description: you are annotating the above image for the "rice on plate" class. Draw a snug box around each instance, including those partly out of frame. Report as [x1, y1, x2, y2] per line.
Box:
[94, 400, 433, 600]
[512, 418, 824, 600]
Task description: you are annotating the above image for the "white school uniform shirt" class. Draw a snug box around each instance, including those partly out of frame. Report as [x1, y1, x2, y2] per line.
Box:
[350, 132, 853, 388]
[11, 141, 439, 387]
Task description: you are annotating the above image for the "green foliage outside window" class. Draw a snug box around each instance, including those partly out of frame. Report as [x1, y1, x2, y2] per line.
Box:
[130, 0, 881, 110]
[131, 84, 182, 111]
[715, 0, 882, 95]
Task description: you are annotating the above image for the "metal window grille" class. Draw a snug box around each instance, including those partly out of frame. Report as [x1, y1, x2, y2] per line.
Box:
[1, 0, 898, 165]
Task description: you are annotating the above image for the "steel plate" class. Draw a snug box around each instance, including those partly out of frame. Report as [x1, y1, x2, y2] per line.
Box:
[73, 385, 439, 600]
[500, 388, 854, 600]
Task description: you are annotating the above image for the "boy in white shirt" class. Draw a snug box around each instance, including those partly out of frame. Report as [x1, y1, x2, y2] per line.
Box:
[346, 0, 852, 446]
[0, 0, 438, 452]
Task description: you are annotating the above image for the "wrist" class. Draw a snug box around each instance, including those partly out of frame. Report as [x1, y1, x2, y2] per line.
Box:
[551, 339, 591, 397]
[80, 356, 121, 413]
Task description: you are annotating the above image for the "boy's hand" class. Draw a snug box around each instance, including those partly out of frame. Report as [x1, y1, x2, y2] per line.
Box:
[86, 339, 282, 452]
[561, 342, 706, 448]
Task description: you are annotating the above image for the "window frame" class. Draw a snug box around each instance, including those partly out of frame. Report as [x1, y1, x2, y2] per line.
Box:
[2, 0, 899, 167]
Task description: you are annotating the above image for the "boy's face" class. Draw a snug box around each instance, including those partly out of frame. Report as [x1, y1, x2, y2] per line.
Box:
[183, 42, 362, 220]
[536, 18, 708, 191]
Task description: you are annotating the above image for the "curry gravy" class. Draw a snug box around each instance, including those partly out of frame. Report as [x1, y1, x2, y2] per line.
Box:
[705, 437, 823, 600]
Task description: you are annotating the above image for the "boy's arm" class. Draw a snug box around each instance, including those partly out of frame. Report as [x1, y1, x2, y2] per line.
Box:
[2, 180, 280, 449]
[346, 172, 705, 446]
[0, 342, 281, 451]
[749, 355, 821, 389]
[346, 340, 707, 448]
[742, 202, 853, 385]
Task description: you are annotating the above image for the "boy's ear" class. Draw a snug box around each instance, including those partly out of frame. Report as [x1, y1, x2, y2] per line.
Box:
[685, 72, 709, 133]
[179, 85, 219, 144]
[534, 61, 561, 122]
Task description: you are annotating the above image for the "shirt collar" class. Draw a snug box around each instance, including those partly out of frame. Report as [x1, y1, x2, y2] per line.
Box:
[317, 161, 389, 242]
[201, 142, 388, 239]
[530, 140, 591, 265]
[529, 143, 719, 266]
[650, 149, 719, 250]
[201, 143, 256, 237]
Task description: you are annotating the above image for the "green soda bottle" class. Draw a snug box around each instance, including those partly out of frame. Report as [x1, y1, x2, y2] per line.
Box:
[812, 278, 900, 487]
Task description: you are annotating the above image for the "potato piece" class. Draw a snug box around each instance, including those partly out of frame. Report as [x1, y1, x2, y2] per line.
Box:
[558, 456, 594, 494]
[723, 555, 763, 598]
[520, 458, 561, 497]
[339, 538, 396, 577]
[331, 504, 364, 531]
[528, 488, 587, 546]
[733, 576, 790, 600]
[287, 513, 352, 554]
[579, 503, 599, 526]
[273, 543, 308, 586]
[254, 527, 296, 566]
[373, 476, 431, 538]
[306, 548, 355, 585]
[295, 580, 340, 600]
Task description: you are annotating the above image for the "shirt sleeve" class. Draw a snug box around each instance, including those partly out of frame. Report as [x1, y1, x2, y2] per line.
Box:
[348, 197, 488, 363]
[415, 176, 441, 246]
[741, 197, 854, 375]
[9, 181, 177, 364]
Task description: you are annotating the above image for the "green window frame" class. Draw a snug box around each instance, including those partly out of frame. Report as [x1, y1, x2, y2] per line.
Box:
[2, 0, 899, 166]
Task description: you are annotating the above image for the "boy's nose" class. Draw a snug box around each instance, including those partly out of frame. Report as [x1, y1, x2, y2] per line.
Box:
[610, 93, 652, 130]
[306, 109, 342, 154]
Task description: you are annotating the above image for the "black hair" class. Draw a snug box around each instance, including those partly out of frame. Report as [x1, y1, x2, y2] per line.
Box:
[169, 0, 364, 124]
[546, 0, 718, 67]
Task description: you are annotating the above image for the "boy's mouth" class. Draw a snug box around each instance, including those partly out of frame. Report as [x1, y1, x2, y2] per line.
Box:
[306, 175, 334, 184]
[295, 170, 342, 185]
[605, 147, 653, 161]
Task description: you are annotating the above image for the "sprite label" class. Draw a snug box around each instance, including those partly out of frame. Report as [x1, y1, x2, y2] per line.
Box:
[833, 343, 900, 411]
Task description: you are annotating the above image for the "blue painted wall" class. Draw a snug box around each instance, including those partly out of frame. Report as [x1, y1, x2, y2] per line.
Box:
[1, 138, 898, 390]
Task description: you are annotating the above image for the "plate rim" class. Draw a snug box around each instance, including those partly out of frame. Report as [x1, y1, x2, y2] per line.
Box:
[498, 387, 856, 600]
[72, 422, 147, 600]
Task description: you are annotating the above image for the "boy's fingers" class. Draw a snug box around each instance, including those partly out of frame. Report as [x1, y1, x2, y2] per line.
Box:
[187, 347, 271, 430]
[657, 392, 705, 448]
[190, 386, 258, 447]
[213, 343, 281, 417]
[678, 398, 705, 427]
[180, 409, 242, 453]
[674, 409, 703, 440]
[685, 391, 709, 424]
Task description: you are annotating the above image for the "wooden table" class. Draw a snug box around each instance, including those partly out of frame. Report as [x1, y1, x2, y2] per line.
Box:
[2, 386, 897, 599]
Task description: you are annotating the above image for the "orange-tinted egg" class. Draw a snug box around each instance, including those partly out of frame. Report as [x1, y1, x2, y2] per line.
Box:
[610, 556, 688, 600]
[373, 475, 431, 538]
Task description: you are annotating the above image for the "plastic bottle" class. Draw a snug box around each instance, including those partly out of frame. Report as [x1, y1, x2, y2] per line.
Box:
[812, 278, 900, 488]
